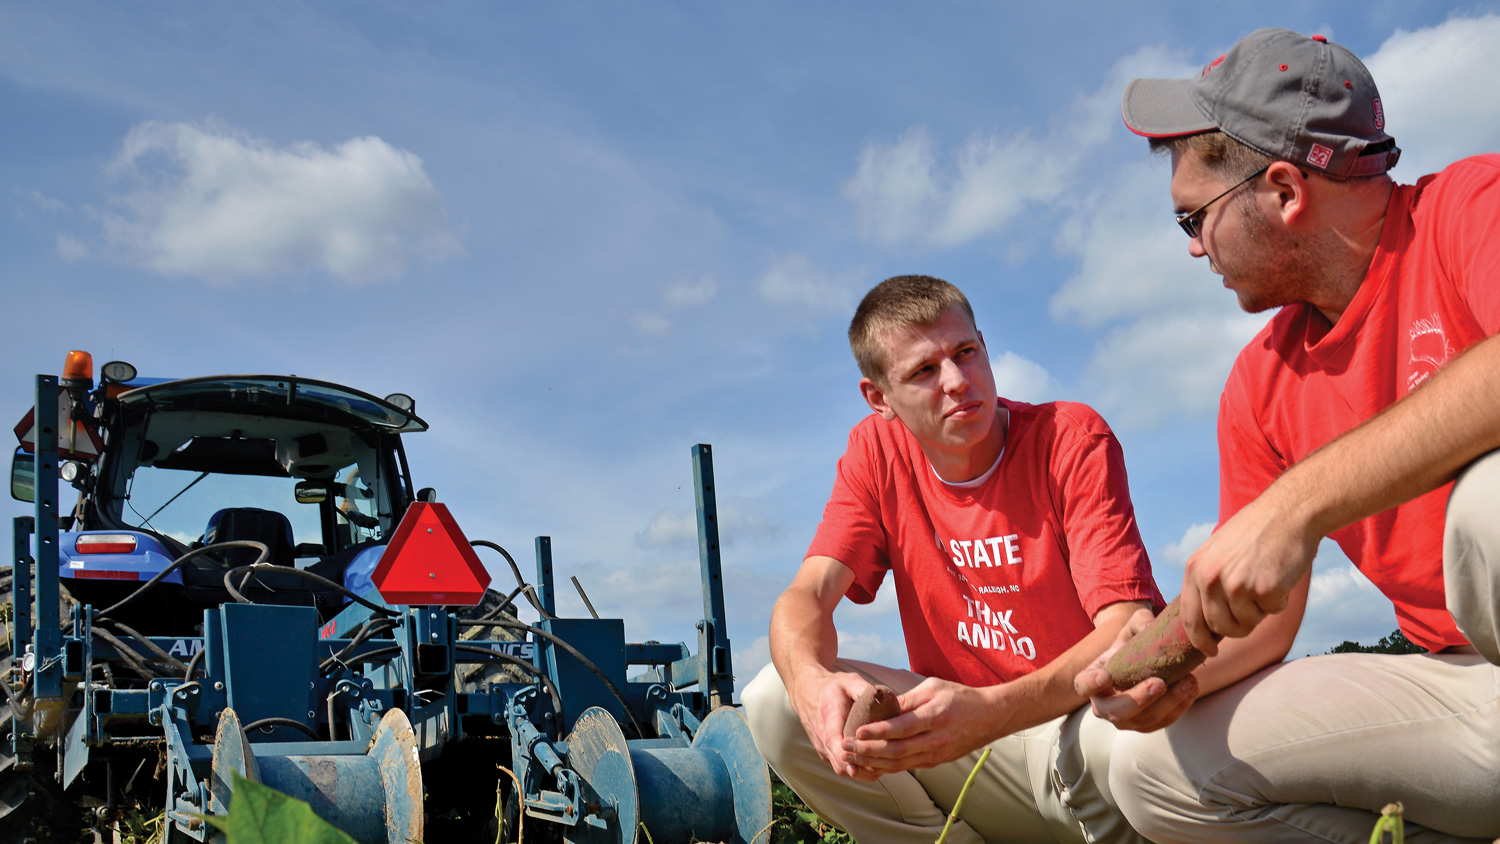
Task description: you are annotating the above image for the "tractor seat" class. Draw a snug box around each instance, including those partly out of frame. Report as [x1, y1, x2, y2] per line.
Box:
[201, 507, 296, 567]
[181, 508, 323, 610]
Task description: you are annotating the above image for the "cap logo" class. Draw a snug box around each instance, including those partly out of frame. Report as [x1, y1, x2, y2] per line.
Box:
[1307, 144, 1334, 169]
[1374, 98, 1385, 130]
[1201, 54, 1226, 77]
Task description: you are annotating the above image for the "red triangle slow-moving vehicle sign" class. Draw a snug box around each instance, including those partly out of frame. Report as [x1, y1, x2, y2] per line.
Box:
[14, 387, 105, 461]
[371, 502, 491, 605]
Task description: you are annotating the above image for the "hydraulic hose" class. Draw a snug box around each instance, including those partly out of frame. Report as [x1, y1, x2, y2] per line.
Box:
[101, 620, 190, 675]
[224, 563, 398, 618]
[89, 628, 163, 682]
[471, 540, 553, 620]
[97, 541, 270, 619]
[454, 643, 565, 718]
[183, 645, 205, 681]
[460, 618, 644, 738]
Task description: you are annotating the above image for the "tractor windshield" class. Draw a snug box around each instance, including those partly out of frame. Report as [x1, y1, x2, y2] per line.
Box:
[94, 376, 421, 560]
[117, 447, 383, 555]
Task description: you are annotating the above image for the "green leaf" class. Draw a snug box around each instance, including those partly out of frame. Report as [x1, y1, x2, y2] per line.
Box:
[226, 772, 360, 844]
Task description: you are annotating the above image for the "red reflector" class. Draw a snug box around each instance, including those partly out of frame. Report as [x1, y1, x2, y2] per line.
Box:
[371, 503, 491, 605]
[77, 535, 138, 554]
[72, 570, 140, 580]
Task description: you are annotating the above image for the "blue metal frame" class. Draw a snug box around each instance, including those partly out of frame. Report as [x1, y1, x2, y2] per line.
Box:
[33, 376, 63, 709]
[692, 444, 735, 708]
[9, 381, 767, 844]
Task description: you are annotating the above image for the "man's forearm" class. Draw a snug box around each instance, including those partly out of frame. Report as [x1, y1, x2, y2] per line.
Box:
[768, 588, 840, 699]
[1276, 332, 1500, 537]
[984, 600, 1150, 736]
[1177, 337, 1500, 653]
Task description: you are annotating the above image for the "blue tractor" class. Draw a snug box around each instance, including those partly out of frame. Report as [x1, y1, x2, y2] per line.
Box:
[4, 351, 769, 843]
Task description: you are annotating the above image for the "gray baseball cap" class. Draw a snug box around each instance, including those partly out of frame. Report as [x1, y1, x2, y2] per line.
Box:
[1122, 28, 1400, 179]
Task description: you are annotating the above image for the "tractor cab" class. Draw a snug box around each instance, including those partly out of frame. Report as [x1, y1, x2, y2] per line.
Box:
[13, 354, 427, 631]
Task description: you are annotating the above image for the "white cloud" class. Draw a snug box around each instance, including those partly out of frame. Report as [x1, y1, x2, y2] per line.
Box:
[990, 351, 1052, 403]
[1050, 162, 1224, 328]
[845, 127, 941, 244]
[98, 119, 458, 284]
[734, 635, 773, 691]
[835, 630, 909, 666]
[1045, 127, 1269, 430]
[20, 189, 66, 213]
[837, 580, 901, 622]
[636, 507, 701, 549]
[1082, 312, 1268, 427]
[627, 310, 671, 337]
[756, 253, 855, 313]
[56, 234, 88, 262]
[931, 131, 1069, 246]
[626, 276, 718, 336]
[1290, 540, 1401, 657]
[844, 46, 1196, 249]
[845, 124, 1069, 248]
[1161, 522, 1215, 568]
[663, 276, 718, 309]
[635, 501, 781, 550]
[1305, 551, 1383, 613]
[547, 558, 710, 634]
[1366, 14, 1500, 178]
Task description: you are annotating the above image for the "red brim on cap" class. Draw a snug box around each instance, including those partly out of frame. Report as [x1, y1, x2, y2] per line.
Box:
[1121, 78, 1217, 138]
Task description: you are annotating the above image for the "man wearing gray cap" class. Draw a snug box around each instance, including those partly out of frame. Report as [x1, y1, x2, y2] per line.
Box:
[1073, 27, 1500, 842]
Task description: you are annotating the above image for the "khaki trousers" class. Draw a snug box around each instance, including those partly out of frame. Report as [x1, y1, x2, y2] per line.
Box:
[1111, 449, 1500, 843]
[742, 660, 1151, 844]
[1445, 447, 1500, 664]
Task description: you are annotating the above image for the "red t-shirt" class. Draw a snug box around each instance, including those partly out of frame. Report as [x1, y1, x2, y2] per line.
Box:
[1219, 155, 1500, 652]
[809, 399, 1162, 686]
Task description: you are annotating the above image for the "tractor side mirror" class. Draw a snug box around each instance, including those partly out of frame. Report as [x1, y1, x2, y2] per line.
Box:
[11, 448, 35, 503]
[294, 480, 329, 504]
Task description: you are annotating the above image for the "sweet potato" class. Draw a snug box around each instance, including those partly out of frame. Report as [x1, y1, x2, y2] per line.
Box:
[844, 684, 902, 738]
[1105, 598, 1220, 691]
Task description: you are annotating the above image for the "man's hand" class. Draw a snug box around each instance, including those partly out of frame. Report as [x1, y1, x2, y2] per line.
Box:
[770, 555, 868, 776]
[1074, 607, 1200, 732]
[1179, 490, 1320, 654]
[788, 669, 874, 777]
[837, 676, 1001, 779]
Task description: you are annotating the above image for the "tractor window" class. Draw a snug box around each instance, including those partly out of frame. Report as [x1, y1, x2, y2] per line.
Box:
[122, 466, 331, 553]
[333, 466, 382, 546]
[105, 411, 401, 558]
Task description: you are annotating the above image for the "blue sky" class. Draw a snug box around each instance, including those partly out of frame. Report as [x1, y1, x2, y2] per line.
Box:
[5, 2, 1500, 688]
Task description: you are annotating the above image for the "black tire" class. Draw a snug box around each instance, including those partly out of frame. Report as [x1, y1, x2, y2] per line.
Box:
[454, 589, 530, 690]
[0, 567, 84, 844]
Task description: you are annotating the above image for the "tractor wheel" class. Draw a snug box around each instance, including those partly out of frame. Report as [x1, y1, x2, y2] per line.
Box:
[0, 568, 83, 844]
[454, 589, 530, 690]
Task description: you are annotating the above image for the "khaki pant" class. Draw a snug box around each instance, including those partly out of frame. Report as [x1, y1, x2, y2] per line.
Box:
[742, 660, 1151, 844]
[1111, 449, 1500, 843]
[1445, 447, 1500, 664]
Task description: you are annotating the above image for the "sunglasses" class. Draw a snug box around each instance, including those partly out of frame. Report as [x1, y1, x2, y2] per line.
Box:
[1176, 165, 1270, 239]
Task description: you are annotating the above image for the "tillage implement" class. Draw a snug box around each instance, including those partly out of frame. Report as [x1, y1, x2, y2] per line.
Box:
[2, 351, 769, 843]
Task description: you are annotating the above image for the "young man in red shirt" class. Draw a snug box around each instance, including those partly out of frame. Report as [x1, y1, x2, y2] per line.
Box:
[743, 275, 1163, 843]
[1076, 28, 1500, 842]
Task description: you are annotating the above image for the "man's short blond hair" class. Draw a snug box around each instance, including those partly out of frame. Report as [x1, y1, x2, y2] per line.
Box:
[849, 275, 976, 387]
[1149, 131, 1274, 181]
